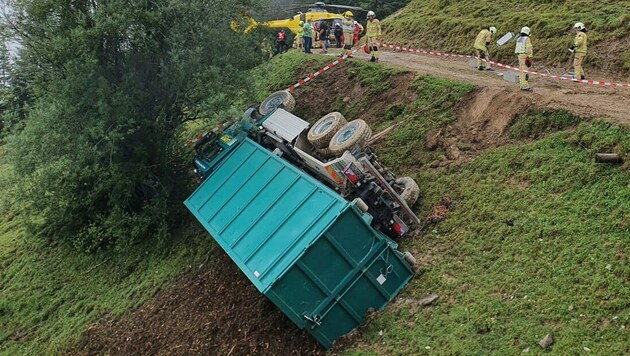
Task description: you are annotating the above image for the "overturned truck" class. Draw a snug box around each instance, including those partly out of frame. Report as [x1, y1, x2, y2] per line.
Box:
[184, 90, 420, 348]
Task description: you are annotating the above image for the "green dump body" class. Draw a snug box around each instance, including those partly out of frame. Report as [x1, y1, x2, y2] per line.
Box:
[185, 138, 413, 348]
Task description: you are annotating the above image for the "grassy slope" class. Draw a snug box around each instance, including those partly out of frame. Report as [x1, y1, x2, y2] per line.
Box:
[382, 0, 630, 75]
[258, 53, 630, 354]
[0, 215, 215, 354]
[1, 51, 628, 354]
[349, 121, 630, 355]
[0, 132, 217, 353]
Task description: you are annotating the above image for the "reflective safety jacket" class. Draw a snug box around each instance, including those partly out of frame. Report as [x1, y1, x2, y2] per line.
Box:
[342, 17, 354, 34]
[474, 29, 492, 51]
[574, 31, 588, 53]
[366, 19, 381, 38]
[515, 35, 533, 56]
[297, 25, 304, 36]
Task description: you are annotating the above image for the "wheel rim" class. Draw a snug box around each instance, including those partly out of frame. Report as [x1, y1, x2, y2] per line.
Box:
[266, 95, 284, 109]
[314, 118, 334, 134]
[336, 126, 356, 143]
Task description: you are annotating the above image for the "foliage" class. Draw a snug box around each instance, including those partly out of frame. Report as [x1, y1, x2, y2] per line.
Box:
[382, 0, 630, 75]
[0, 0, 267, 251]
[331, 0, 412, 20]
[351, 121, 630, 355]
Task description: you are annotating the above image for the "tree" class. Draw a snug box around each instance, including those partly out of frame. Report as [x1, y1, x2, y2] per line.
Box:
[2, 0, 267, 251]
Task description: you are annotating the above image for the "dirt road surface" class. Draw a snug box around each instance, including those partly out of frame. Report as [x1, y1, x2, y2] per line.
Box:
[333, 49, 630, 126]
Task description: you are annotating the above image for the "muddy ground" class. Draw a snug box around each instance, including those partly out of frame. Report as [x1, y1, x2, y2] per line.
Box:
[75, 250, 326, 356]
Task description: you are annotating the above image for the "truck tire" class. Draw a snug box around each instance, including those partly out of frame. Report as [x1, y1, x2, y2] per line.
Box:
[328, 119, 372, 155]
[307, 112, 347, 148]
[259, 90, 296, 116]
[395, 176, 420, 206]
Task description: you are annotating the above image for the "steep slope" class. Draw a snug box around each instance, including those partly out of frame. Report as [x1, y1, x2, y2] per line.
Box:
[382, 0, 630, 78]
[74, 53, 629, 354]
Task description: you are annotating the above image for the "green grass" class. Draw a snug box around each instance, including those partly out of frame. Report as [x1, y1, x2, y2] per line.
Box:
[346, 121, 630, 355]
[251, 51, 331, 101]
[510, 109, 581, 140]
[0, 214, 215, 354]
[346, 63, 409, 95]
[383, 0, 630, 75]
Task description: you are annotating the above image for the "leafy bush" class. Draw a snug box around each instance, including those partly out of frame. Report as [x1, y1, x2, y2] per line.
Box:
[1, 0, 267, 251]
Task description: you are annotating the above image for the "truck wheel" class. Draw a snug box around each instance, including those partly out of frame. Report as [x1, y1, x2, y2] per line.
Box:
[328, 119, 372, 155]
[308, 112, 347, 148]
[395, 176, 420, 206]
[259, 90, 296, 116]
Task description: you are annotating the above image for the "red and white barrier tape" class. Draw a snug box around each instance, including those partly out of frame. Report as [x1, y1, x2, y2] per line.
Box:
[379, 42, 630, 89]
[288, 48, 361, 91]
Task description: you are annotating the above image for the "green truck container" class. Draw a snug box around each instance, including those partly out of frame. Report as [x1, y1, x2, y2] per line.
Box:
[185, 137, 414, 348]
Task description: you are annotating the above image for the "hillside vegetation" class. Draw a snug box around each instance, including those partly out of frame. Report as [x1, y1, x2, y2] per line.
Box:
[1, 50, 628, 353]
[382, 0, 630, 77]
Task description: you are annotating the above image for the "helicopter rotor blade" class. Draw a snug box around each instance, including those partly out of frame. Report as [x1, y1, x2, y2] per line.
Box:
[323, 4, 366, 11]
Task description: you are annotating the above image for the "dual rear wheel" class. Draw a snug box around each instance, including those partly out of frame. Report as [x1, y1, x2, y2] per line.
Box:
[307, 113, 372, 156]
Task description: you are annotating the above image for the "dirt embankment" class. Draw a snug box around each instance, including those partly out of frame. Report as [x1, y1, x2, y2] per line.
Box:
[74, 250, 324, 356]
[292, 65, 418, 126]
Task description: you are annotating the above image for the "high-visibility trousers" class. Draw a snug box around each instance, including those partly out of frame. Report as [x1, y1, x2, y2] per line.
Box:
[367, 37, 379, 58]
[476, 49, 487, 68]
[295, 35, 303, 48]
[518, 54, 530, 89]
[574, 52, 586, 79]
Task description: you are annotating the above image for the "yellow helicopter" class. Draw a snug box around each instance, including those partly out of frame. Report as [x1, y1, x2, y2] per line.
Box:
[231, 2, 365, 35]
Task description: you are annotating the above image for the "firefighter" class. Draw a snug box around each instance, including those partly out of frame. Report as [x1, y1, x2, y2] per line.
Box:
[366, 11, 381, 62]
[474, 26, 497, 70]
[515, 26, 534, 92]
[569, 22, 588, 80]
[295, 21, 304, 49]
[341, 11, 355, 57]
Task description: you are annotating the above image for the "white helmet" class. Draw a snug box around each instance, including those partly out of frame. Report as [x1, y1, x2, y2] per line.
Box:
[489, 26, 497, 35]
[574, 22, 585, 31]
[520, 26, 531, 35]
[367, 10, 376, 18]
